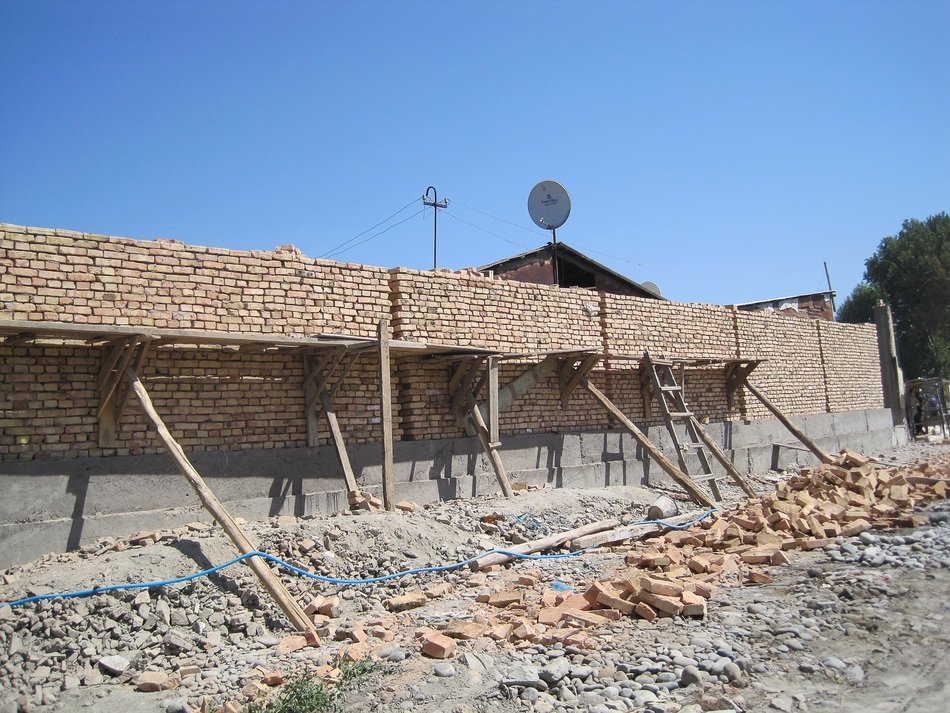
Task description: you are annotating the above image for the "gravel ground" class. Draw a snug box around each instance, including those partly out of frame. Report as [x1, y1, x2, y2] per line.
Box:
[1, 439, 948, 713]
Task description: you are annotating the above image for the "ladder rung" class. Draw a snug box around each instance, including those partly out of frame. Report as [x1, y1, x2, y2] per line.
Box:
[669, 411, 692, 418]
[660, 385, 681, 392]
[692, 474, 725, 483]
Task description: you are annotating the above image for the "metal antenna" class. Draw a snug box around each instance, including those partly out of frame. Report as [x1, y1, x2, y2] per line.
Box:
[423, 186, 449, 269]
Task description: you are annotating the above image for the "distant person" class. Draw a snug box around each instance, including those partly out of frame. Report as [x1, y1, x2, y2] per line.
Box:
[912, 388, 924, 435]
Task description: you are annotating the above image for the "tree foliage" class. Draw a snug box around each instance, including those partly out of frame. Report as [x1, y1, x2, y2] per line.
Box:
[853, 213, 950, 378]
[835, 281, 882, 324]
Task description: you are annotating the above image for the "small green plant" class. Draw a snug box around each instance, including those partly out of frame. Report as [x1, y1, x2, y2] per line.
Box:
[244, 675, 338, 713]
[244, 660, 381, 713]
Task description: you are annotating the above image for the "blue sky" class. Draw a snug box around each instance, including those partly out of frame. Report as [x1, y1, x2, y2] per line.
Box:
[1, 1, 947, 306]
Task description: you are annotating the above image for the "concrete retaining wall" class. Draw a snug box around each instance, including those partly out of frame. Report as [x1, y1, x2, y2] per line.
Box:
[0, 407, 904, 567]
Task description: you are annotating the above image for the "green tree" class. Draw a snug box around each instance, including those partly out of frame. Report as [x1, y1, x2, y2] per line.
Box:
[862, 212, 950, 378]
[836, 281, 883, 324]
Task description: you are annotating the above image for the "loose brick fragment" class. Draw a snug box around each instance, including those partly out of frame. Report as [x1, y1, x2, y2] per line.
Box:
[421, 632, 456, 659]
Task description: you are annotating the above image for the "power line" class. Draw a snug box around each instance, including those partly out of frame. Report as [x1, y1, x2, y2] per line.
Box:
[442, 212, 533, 250]
[317, 197, 419, 259]
[452, 200, 547, 237]
[323, 208, 425, 260]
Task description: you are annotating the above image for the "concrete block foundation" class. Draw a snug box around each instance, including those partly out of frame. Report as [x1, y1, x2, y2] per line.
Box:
[0, 407, 904, 568]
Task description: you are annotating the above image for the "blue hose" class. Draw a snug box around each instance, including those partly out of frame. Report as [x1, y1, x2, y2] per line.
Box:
[4, 508, 716, 608]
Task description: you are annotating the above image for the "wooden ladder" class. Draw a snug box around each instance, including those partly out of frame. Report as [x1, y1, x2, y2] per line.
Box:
[642, 351, 757, 502]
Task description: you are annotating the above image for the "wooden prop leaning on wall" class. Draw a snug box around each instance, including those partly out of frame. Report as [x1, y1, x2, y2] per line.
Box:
[125, 368, 319, 637]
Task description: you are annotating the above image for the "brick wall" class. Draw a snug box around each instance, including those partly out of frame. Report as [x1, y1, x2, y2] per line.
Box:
[0, 346, 399, 461]
[818, 320, 884, 412]
[0, 223, 390, 338]
[389, 268, 604, 353]
[0, 223, 884, 462]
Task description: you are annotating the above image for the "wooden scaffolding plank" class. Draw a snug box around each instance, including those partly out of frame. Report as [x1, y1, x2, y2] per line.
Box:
[125, 368, 318, 637]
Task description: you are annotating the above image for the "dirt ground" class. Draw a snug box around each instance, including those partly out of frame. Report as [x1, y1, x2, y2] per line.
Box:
[1, 441, 948, 713]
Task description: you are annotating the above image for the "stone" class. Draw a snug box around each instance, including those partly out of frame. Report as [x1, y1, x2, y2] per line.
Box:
[770, 695, 795, 712]
[135, 670, 178, 692]
[539, 657, 571, 685]
[98, 655, 130, 676]
[680, 665, 703, 687]
[433, 663, 456, 678]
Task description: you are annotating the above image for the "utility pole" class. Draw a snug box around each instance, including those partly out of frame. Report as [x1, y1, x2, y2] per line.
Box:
[423, 186, 449, 270]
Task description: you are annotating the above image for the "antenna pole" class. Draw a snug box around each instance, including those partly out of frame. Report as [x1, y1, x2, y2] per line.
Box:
[423, 186, 449, 270]
[551, 227, 559, 287]
[823, 261, 836, 318]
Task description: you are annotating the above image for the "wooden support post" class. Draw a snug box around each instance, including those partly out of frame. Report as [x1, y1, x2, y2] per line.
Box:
[321, 392, 360, 497]
[743, 380, 834, 464]
[478, 354, 559, 423]
[559, 354, 600, 408]
[467, 398, 513, 497]
[488, 356, 500, 444]
[582, 381, 715, 507]
[125, 368, 318, 637]
[378, 319, 396, 511]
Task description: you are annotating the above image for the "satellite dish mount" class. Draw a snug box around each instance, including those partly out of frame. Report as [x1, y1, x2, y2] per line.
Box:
[527, 180, 572, 285]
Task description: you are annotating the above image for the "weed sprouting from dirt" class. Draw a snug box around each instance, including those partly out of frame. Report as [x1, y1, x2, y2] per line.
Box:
[244, 660, 384, 713]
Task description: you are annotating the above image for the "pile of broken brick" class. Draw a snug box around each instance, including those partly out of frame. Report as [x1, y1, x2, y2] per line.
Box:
[398, 449, 950, 663]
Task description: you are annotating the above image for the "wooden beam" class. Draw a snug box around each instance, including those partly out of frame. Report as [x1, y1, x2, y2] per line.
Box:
[743, 380, 834, 464]
[125, 368, 318, 637]
[3, 332, 37, 345]
[378, 319, 396, 511]
[487, 356, 500, 444]
[582, 381, 715, 507]
[473, 517, 620, 570]
[114, 339, 152, 424]
[725, 360, 760, 410]
[466, 397, 513, 498]
[560, 354, 601, 408]
[687, 416, 757, 498]
[321, 392, 360, 496]
[496, 355, 560, 412]
[97, 338, 142, 418]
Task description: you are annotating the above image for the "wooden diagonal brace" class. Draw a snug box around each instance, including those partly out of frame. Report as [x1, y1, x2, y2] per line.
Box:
[743, 379, 834, 464]
[125, 368, 318, 637]
[559, 354, 601, 408]
[582, 380, 715, 507]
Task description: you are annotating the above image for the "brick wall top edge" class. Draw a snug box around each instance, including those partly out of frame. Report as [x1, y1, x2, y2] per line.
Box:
[1, 221, 389, 276]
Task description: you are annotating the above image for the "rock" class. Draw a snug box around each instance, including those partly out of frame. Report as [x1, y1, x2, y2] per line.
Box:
[433, 663, 456, 678]
[770, 695, 794, 712]
[162, 698, 192, 713]
[98, 655, 130, 676]
[822, 656, 848, 672]
[502, 666, 547, 691]
[135, 670, 178, 692]
[539, 657, 571, 685]
[723, 662, 743, 682]
[680, 665, 703, 687]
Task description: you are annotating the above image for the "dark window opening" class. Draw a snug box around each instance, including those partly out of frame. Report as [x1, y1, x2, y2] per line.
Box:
[556, 257, 596, 289]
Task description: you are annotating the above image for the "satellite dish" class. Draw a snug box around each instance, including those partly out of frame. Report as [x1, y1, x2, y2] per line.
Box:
[642, 281, 663, 297]
[527, 180, 571, 231]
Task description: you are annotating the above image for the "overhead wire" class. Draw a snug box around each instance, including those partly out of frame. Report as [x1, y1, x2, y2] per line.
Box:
[316, 197, 421, 259]
[322, 208, 425, 260]
[442, 212, 534, 251]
